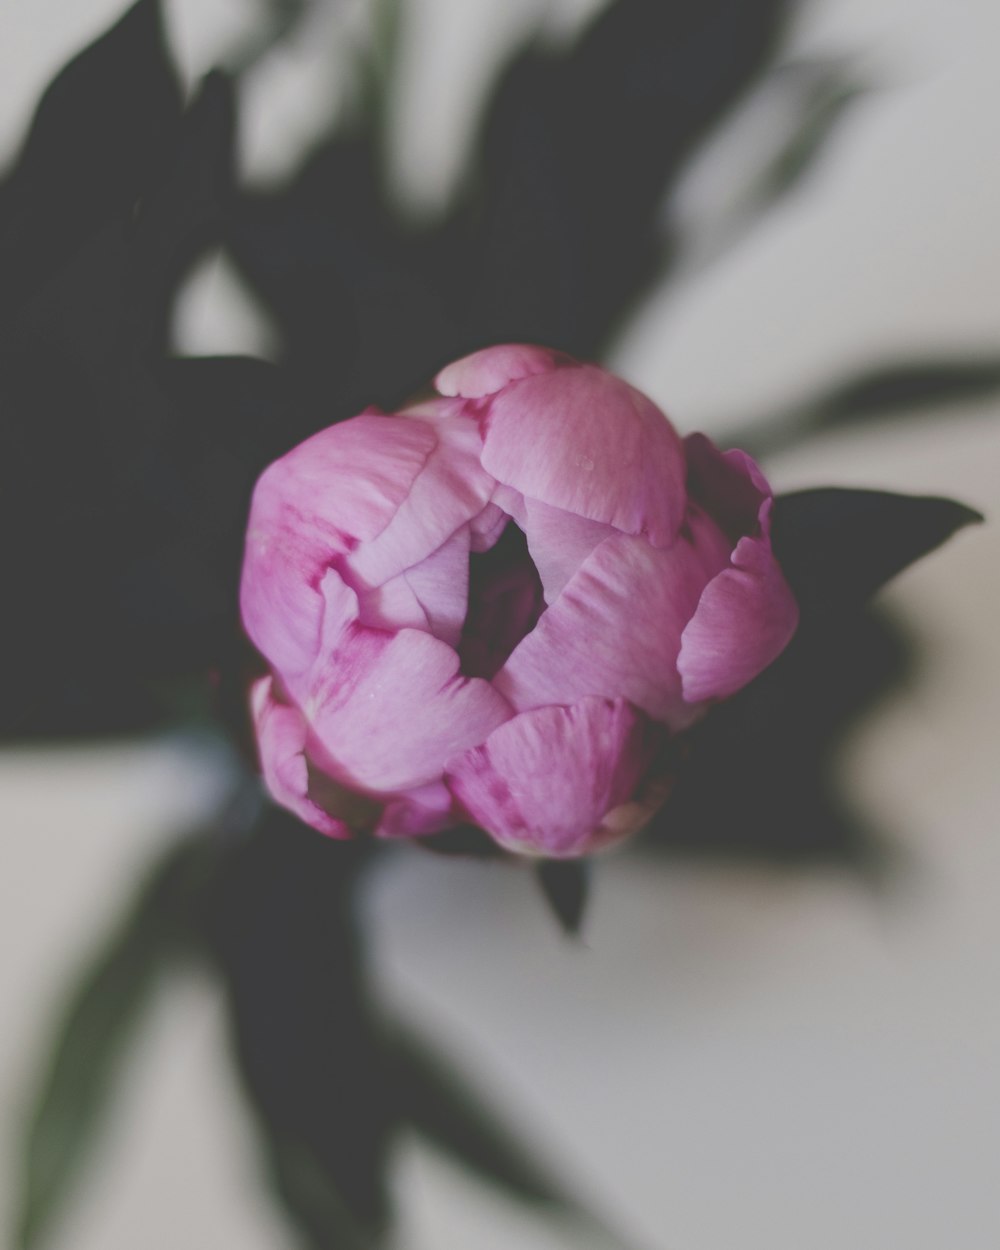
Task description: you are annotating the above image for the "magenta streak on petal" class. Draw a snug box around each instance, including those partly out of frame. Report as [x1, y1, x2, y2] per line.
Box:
[434, 344, 566, 398]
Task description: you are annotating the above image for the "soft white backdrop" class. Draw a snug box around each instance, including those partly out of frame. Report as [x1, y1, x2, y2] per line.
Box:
[1, 2, 998, 1248]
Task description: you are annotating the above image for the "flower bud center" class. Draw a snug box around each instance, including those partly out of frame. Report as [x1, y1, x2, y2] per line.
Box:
[458, 520, 544, 680]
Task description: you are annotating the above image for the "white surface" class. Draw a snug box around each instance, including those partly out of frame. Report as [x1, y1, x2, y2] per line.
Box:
[2, 1, 998, 1248]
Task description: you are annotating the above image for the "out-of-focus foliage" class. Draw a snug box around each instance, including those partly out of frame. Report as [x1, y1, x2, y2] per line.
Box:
[4, 1, 984, 1247]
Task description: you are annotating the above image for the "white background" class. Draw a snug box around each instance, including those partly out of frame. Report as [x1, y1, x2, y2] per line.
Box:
[1, 1, 998, 1248]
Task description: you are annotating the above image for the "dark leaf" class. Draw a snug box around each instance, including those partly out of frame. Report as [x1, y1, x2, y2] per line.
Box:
[0, 77, 248, 740]
[814, 359, 1000, 425]
[757, 59, 864, 201]
[733, 358, 1000, 457]
[196, 809, 393, 1248]
[230, 132, 453, 426]
[772, 488, 982, 616]
[391, 1025, 565, 1208]
[0, 0, 182, 315]
[129, 71, 236, 356]
[648, 488, 979, 866]
[536, 860, 591, 938]
[391, 1024, 646, 1248]
[644, 606, 910, 866]
[446, 0, 794, 355]
[15, 832, 212, 1249]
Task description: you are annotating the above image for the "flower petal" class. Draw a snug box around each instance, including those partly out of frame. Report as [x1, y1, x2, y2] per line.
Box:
[678, 510, 799, 703]
[355, 572, 429, 635]
[241, 412, 434, 678]
[446, 697, 657, 857]
[684, 433, 771, 541]
[521, 496, 617, 604]
[494, 522, 730, 729]
[376, 782, 455, 839]
[677, 436, 798, 703]
[470, 501, 509, 552]
[403, 525, 471, 648]
[435, 344, 564, 398]
[345, 414, 495, 589]
[479, 364, 686, 547]
[250, 677, 349, 839]
[304, 573, 512, 792]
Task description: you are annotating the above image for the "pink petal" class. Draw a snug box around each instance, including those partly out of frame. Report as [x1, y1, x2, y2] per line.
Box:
[402, 525, 471, 648]
[344, 414, 495, 590]
[684, 433, 771, 541]
[241, 412, 434, 678]
[435, 344, 565, 398]
[303, 573, 513, 792]
[677, 437, 798, 704]
[521, 496, 617, 604]
[355, 573, 429, 634]
[469, 501, 509, 552]
[494, 522, 730, 730]
[250, 677, 349, 839]
[446, 697, 658, 857]
[376, 782, 455, 839]
[678, 509, 799, 704]
[355, 525, 471, 645]
[479, 364, 686, 547]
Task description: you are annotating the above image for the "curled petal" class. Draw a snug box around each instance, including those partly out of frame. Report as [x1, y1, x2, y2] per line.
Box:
[684, 433, 771, 541]
[677, 437, 798, 704]
[250, 677, 349, 839]
[355, 572, 429, 635]
[446, 698, 657, 858]
[303, 573, 513, 792]
[355, 527, 471, 645]
[678, 511, 799, 704]
[376, 782, 455, 839]
[241, 413, 434, 678]
[345, 415, 494, 590]
[435, 344, 564, 398]
[521, 496, 617, 604]
[479, 365, 686, 547]
[469, 501, 509, 552]
[402, 526, 471, 647]
[495, 523, 730, 729]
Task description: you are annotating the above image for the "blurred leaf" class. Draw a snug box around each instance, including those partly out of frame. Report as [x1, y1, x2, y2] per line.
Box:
[757, 59, 864, 201]
[15, 832, 213, 1250]
[0, 75, 260, 740]
[445, 0, 795, 355]
[197, 809, 393, 1248]
[391, 1025, 564, 1207]
[391, 1024, 645, 1248]
[734, 358, 1000, 457]
[645, 605, 909, 866]
[647, 489, 979, 866]
[771, 488, 982, 616]
[813, 359, 1000, 424]
[0, 0, 182, 317]
[536, 860, 590, 938]
[230, 0, 797, 419]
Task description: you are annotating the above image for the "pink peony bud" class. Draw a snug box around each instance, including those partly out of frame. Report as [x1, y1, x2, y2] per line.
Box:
[240, 345, 798, 857]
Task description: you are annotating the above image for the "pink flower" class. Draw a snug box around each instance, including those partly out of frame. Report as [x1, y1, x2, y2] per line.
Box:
[240, 345, 798, 857]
